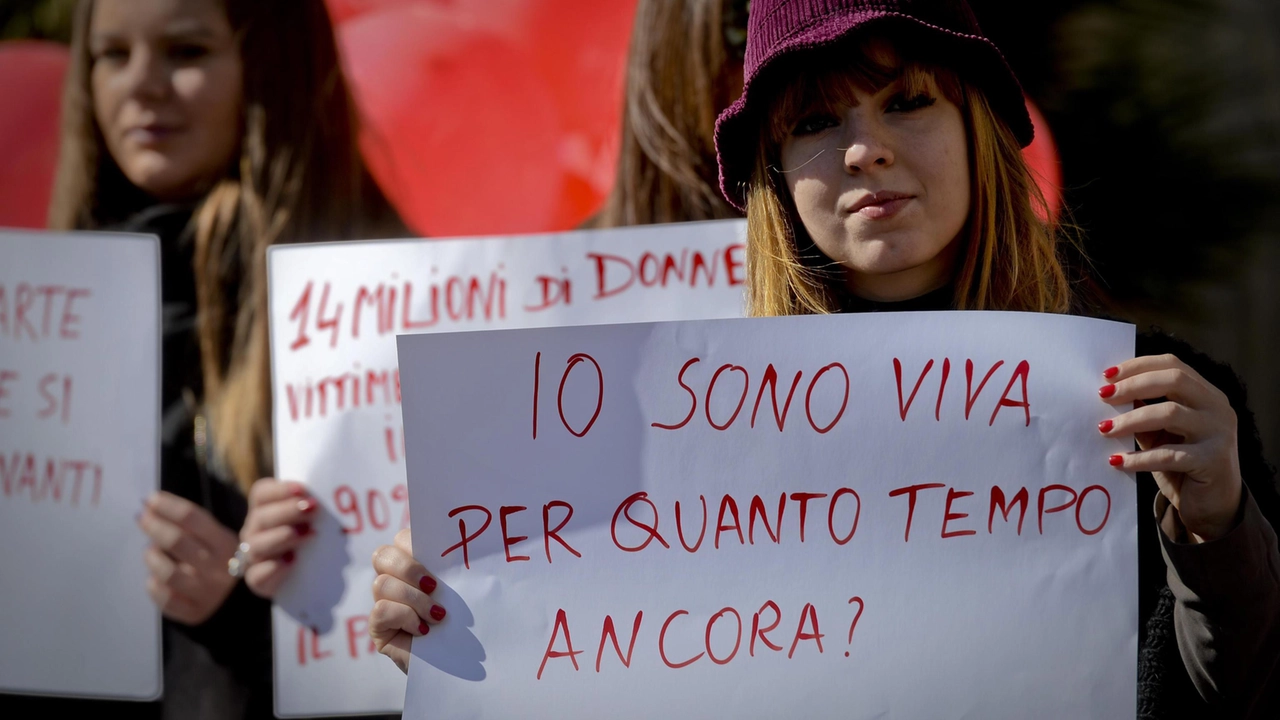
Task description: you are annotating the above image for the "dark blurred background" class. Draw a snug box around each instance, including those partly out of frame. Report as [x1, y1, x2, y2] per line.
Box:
[5, 0, 1278, 478]
[971, 0, 1280, 481]
[0, 0, 72, 42]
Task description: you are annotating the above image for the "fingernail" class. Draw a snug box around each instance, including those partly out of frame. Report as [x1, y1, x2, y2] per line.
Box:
[298, 499, 316, 513]
[289, 485, 307, 498]
[430, 605, 446, 621]
[283, 550, 296, 564]
[1098, 384, 1116, 399]
[419, 622, 430, 636]
[1109, 454, 1125, 467]
[1098, 419, 1113, 434]
[1103, 366, 1119, 379]
[419, 575, 437, 594]
[294, 522, 312, 536]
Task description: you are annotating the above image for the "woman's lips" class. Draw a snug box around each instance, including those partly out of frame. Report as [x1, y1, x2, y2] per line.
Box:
[847, 191, 915, 220]
[125, 125, 182, 147]
[856, 196, 912, 219]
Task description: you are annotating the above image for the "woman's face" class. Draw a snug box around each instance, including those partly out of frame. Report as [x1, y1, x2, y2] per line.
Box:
[89, 0, 243, 202]
[778, 71, 970, 302]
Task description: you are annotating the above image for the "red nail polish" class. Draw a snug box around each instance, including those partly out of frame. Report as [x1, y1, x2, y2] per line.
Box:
[1103, 366, 1119, 379]
[1098, 384, 1116, 399]
[294, 522, 311, 536]
[289, 485, 306, 498]
[430, 605, 446, 621]
[1097, 419, 1113, 434]
[1109, 454, 1124, 467]
[418, 621, 429, 636]
[419, 575, 437, 594]
[283, 550, 296, 563]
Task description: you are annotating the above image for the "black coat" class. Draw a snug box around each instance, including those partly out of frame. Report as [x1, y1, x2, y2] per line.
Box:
[1133, 332, 1280, 720]
[0, 206, 273, 718]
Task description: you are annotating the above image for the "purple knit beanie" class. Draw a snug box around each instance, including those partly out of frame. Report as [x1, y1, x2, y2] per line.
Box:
[714, 0, 1034, 211]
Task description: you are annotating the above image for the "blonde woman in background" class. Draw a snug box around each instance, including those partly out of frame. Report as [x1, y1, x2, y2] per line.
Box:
[7, 1, 405, 717]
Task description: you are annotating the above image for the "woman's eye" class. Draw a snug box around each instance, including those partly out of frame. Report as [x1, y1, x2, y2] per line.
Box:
[792, 114, 838, 136]
[92, 46, 129, 64]
[886, 93, 937, 113]
[168, 43, 211, 62]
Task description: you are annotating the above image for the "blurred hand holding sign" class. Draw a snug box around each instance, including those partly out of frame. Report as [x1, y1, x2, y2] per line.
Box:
[0, 230, 161, 700]
[397, 313, 1135, 718]
[266, 220, 746, 716]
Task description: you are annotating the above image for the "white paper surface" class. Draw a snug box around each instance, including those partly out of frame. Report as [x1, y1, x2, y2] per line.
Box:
[397, 312, 1138, 719]
[266, 220, 746, 716]
[0, 230, 162, 700]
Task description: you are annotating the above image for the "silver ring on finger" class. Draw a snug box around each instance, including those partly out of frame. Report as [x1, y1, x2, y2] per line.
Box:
[227, 541, 251, 579]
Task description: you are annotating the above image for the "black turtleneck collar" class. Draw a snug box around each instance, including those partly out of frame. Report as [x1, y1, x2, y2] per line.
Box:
[836, 284, 955, 314]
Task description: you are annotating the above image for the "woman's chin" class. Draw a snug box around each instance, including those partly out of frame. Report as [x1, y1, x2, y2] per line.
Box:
[833, 228, 956, 272]
[838, 247, 955, 300]
[123, 164, 205, 203]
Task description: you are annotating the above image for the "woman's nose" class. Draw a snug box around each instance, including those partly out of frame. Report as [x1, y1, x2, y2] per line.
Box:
[841, 114, 894, 173]
[121, 46, 169, 101]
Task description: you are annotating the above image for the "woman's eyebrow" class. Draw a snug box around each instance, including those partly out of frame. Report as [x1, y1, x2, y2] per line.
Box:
[88, 30, 124, 46]
[88, 22, 220, 47]
[161, 20, 220, 41]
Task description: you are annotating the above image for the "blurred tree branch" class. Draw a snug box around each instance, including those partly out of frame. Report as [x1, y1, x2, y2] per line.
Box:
[1, 0, 76, 43]
[1050, 0, 1280, 306]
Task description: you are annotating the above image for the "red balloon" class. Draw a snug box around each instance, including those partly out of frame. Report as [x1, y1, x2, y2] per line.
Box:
[1023, 98, 1064, 221]
[521, 0, 637, 226]
[0, 41, 69, 229]
[323, 0, 410, 25]
[338, 0, 636, 236]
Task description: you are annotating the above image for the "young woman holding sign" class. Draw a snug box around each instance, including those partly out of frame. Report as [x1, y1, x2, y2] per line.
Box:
[368, 0, 1280, 716]
[23, 0, 403, 716]
[709, 4, 1280, 715]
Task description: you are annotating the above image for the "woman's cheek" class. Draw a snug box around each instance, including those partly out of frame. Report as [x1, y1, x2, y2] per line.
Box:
[915, 122, 970, 237]
[790, 178, 836, 240]
[184, 61, 243, 176]
[172, 67, 208, 101]
[942, 145, 971, 237]
[91, 69, 125, 146]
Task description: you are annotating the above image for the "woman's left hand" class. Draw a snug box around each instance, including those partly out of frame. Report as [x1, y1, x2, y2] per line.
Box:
[1098, 354, 1244, 543]
[240, 478, 318, 599]
[137, 491, 240, 625]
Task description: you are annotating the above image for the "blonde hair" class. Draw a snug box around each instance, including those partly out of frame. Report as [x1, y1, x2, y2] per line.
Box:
[50, 0, 406, 492]
[744, 38, 1073, 317]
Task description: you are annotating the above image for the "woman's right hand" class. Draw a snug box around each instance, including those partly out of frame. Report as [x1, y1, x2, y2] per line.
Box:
[241, 479, 318, 598]
[371, 528, 446, 673]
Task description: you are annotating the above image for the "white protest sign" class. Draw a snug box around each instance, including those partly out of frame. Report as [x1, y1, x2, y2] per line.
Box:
[397, 312, 1138, 719]
[266, 220, 746, 716]
[0, 230, 161, 700]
